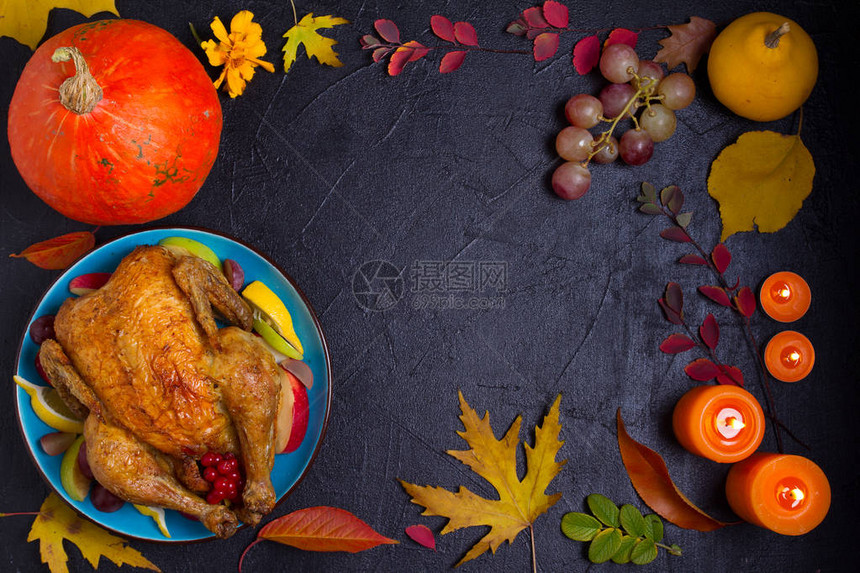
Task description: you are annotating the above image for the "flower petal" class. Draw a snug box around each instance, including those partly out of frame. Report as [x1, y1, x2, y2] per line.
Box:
[230, 10, 257, 35]
[210, 16, 230, 44]
[249, 57, 276, 73]
[226, 68, 247, 97]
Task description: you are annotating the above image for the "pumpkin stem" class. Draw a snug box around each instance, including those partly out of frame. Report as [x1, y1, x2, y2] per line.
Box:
[51, 47, 103, 115]
[764, 22, 791, 49]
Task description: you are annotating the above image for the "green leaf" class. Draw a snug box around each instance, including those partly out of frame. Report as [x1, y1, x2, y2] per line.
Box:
[641, 182, 657, 203]
[587, 494, 620, 527]
[639, 203, 662, 215]
[588, 528, 623, 564]
[561, 512, 602, 542]
[642, 514, 664, 542]
[619, 504, 645, 537]
[660, 185, 676, 207]
[676, 212, 693, 229]
[631, 538, 658, 565]
[669, 543, 683, 556]
[611, 535, 637, 564]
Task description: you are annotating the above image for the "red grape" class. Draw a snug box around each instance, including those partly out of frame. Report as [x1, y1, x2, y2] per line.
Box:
[556, 126, 594, 162]
[599, 83, 636, 119]
[657, 73, 696, 110]
[599, 44, 639, 84]
[78, 440, 94, 479]
[619, 130, 654, 166]
[552, 162, 591, 200]
[565, 94, 603, 128]
[639, 104, 676, 142]
[636, 60, 665, 85]
[223, 259, 245, 291]
[592, 136, 619, 164]
[91, 483, 125, 512]
[29, 315, 55, 345]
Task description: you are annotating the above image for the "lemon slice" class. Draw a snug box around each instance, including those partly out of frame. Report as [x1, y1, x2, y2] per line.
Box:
[134, 504, 171, 538]
[242, 280, 303, 357]
[60, 435, 91, 502]
[15, 375, 85, 433]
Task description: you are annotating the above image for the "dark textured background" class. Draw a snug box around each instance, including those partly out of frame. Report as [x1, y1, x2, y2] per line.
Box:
[1, 1, 858, 571]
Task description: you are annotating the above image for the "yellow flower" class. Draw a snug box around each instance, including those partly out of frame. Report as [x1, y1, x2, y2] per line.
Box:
[201, 10, 275, 98]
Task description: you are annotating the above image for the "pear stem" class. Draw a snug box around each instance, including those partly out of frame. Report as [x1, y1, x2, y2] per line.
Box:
[51, 47, 103, 115]
[764, 22, 790, 49]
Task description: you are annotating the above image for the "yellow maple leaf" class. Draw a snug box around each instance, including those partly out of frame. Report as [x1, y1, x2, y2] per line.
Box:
[400, 392, 565, 567]
[28, 493, 160, 573]
[282, 12, 349, 73]
[708, 130, 815, 241]
[0, 0, 119, 50]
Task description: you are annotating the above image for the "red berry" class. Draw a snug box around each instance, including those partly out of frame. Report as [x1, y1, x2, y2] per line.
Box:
[214, 477, 232, 494]
[226, 470, 241, 483]
[217, 458, 238, 475]
[228, 490, 240, 501]
[223, 452, 235, 460]
[203, 467, 219, 482]
[201, 452, 222, 467]
[206, 490, 225, 505]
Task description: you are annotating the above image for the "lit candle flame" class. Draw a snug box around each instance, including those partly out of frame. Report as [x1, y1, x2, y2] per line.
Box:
[778, 287, 791, 299]
[725, 416, 745, 430]
[779, 486, 805, 508]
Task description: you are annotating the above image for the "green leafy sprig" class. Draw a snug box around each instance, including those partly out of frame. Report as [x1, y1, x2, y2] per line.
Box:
[561, 494, 681, 565]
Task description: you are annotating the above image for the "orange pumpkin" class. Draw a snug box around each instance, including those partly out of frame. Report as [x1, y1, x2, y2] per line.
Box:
[7, 19, 222, 225]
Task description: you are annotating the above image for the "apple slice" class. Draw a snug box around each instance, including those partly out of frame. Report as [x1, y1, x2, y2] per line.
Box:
[68, 272, 112, 295]
[274, 369, 309, 454]
[158, 236, 222, 271]
[60, 435, 92, 502]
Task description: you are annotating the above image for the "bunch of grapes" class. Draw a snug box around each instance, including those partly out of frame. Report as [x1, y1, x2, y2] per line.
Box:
[552, 44, 696, 200]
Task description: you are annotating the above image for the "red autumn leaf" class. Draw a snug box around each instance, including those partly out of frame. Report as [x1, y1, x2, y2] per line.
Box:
[664, 282, 683, 314]
[523, 6, 549, 29]
[660, 227, 691, 243]
[698, 285, 732, 307]
[404, 40, 429, 61]
[374, 19, 400, 43]
[685, 357, 721, 381]
[360, 34, 381, 49]
[699, 313, 719, 349]
[11, 231, 96, 270]
[245, 507, 397, 560]
[604, 28, 638, 49]
[542, 0, 569, 28]
[405, 524, 436, 550]
[658, 299, 683, 325]
[679, 254, 708, 266]
[711, 243, 731, 274]
[453, 21, 478, 46]
[572, 35, 600, 74]
[372, 47, 391, 62]
[616, 410, 734, 531]
[388, 46, 413, 76]
[439, 50, 467, 73]
[659, 333, 696, 354]
[734, 286, 756, 317]
[655, 16, 716, 72]
[662, 184, 684, 214]
[716, 364, 745, 386]
[533, 32, 559, 61]
[431, 15, 455, 42]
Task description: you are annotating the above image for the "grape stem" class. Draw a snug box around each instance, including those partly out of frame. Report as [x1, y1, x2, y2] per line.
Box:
[583, 70, 658, 167]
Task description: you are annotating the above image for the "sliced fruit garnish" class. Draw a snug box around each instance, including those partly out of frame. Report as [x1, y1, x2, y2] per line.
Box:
[280, 357, 313, 389]
[15, 375, 84, 433]
[253, 318, 302, 360]
[274, 371, 296, 453]
[134, 504, 171, 538]
[158, 237, 222, 271]
[60, 435, 91, 502]
[283, 370, 309, 454]
[69, 272, 112, 295]
[242, 280, 303, 356]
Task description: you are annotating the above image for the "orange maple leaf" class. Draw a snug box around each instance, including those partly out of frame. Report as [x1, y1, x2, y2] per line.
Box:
[655, 17, 717, 73]
[400, 392, 565, 567]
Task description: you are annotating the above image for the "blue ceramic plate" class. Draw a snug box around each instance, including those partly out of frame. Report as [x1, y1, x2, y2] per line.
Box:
[14, 228, 331, 542]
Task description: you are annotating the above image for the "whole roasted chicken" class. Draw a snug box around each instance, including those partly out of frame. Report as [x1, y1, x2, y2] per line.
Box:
[40, 245, 285, 538]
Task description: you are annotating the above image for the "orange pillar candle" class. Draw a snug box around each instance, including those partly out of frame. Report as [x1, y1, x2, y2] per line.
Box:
[760, 272, 811, 322]
[726, 453, 831, 535]
[672, 385, 765, 463]
[764, 330, 815, 382]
